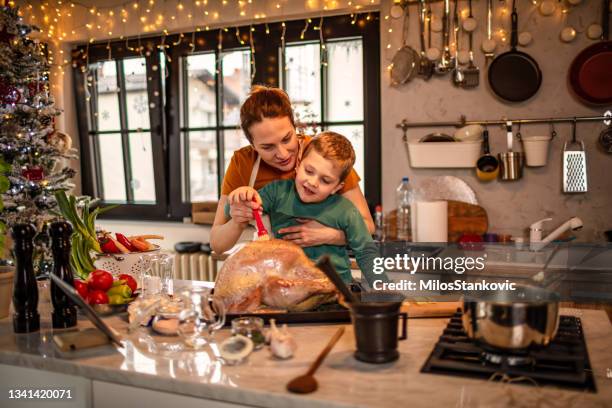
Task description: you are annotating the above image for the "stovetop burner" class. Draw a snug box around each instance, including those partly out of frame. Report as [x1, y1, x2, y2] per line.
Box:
[420, 310, 596, 392]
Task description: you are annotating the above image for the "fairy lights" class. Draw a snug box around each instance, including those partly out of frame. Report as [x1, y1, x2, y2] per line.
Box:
[15, 0, 376, 82]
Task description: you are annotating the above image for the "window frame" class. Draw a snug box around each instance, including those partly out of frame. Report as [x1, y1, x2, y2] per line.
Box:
[73, 13, 381, 221]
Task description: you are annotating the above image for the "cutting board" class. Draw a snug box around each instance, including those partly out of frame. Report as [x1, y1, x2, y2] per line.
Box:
[401, 301, 461, 318]
[383, 200, 488, 243]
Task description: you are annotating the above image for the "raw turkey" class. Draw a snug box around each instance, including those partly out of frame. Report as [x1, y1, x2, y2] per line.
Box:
[213, 240, 337, 313]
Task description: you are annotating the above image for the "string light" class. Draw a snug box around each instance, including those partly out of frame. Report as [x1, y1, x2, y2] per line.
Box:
[249, 25, 256, 80]
[300, 19, 310, 40]
[235, 27, 245, 45]
[16, 1, 376, 73]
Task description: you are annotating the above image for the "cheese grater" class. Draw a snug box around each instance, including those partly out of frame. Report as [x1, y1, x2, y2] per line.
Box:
[563, 140, 588, 193]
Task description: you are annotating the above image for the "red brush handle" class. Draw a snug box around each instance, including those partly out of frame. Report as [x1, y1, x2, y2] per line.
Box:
[252, 200, 268, 236]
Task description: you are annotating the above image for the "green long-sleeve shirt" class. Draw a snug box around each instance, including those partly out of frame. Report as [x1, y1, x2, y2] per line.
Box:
[226, 179, 388, 286]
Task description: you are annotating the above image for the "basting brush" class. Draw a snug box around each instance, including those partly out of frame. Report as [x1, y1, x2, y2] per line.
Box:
[252, 199, 270, 241]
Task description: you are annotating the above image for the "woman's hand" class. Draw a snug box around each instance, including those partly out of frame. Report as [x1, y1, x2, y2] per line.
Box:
[228, 187, 262, 225]
[278, 219, 346, 247]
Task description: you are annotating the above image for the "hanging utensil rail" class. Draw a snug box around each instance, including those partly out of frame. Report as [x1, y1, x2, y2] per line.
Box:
[397, 112, 612, 137]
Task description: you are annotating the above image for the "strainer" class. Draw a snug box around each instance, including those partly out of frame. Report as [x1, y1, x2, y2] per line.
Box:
[390, 4, 420, 85]
[93, 246, 161, 277]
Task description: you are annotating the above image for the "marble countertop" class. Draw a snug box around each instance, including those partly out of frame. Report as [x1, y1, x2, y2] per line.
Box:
[1, 281, 611, 408]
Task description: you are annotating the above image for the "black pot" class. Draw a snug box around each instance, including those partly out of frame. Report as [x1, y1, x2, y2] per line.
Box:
[349, 301, 407, 364]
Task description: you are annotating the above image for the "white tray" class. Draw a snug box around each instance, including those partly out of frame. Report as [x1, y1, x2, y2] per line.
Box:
[407, 141, 482, 168]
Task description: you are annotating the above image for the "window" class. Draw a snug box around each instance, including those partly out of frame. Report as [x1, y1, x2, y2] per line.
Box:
[282, 38, 366, 190]
[181, 50, 251, 202]
[73, 14, 380, 220]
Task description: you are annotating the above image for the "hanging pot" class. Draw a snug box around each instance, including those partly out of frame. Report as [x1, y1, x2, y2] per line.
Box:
[568, 0, 612, 105]
[488, 0, 542, 102]
[476, 129, 500, 181]
[498, 121, 524, 180]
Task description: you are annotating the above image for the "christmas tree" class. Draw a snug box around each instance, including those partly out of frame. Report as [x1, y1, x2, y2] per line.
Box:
[0, 4, 77, 269]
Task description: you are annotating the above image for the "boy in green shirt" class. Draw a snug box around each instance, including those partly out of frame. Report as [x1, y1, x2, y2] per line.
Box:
[227, 132, 388, 287]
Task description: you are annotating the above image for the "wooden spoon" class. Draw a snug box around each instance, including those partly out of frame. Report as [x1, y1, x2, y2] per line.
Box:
[286, 327, 345, 394]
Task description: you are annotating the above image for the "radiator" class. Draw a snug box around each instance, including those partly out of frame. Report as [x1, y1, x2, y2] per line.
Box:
[173, 253, 216, 282]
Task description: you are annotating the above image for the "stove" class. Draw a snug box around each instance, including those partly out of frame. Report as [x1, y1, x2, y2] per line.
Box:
[421, 311, 596, 392]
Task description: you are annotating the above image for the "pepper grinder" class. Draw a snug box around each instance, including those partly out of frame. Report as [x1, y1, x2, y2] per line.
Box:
[50, 221, 77, 329]
[11, 223, 40, 333]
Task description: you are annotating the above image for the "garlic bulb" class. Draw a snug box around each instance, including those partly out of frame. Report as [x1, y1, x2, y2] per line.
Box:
[267, 319, 297, 359]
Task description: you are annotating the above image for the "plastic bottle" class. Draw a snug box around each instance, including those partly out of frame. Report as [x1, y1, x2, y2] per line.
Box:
[396, 177, 413, 241]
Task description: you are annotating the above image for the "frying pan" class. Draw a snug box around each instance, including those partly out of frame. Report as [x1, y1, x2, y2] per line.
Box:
[488, 0, 542, 102]
[568, 0, 612, 105]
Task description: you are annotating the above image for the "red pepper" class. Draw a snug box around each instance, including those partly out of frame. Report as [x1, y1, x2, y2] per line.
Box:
[99, 235, 121, 254]
[115, 233, 135, 252]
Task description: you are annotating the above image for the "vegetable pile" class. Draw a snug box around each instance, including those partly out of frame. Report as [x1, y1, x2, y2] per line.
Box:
[98, 233, 162, 254]
[75, 269, 138, 306]
[55, 191, 163, 279]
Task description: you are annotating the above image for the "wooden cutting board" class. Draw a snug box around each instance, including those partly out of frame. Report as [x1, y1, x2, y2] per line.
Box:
[401, 301, 461, 318]
[383, 200, 488, 243]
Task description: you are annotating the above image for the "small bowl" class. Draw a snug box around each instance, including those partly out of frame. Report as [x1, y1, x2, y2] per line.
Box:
[419, 133, 456, 143]
[454, 125, 484, 142]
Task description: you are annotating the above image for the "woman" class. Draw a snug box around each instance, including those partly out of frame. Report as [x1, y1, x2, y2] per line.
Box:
[210, 86, 374, 254]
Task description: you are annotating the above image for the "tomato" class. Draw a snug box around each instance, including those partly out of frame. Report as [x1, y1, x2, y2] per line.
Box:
[118, 274, 138, 293]
[88, 269, 114, 291]
[88, 290, 109, 305]
[73, 279, 89, 299]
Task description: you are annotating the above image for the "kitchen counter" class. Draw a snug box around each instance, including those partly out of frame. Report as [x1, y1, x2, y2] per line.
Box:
[0, 281, 611, 408]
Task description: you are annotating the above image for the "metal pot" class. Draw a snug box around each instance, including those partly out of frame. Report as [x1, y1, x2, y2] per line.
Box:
[498, 121, 524, 180]
[461, 285, 560, 350]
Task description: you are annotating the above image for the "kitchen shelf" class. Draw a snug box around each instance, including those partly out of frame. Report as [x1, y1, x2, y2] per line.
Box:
[396, 111, 612, 140]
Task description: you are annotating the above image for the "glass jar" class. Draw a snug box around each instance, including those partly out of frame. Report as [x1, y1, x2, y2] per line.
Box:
[231, 317, 265, 350]
[177, 287, 225, 349]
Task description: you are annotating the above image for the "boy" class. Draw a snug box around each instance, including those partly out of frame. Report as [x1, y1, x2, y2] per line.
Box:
[228, 132, 388, 287]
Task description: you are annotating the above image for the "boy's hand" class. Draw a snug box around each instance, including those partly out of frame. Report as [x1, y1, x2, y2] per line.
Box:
[278, 218, 346, 247]
[228, 186, 262, 207]
[228, 187, 262, 225]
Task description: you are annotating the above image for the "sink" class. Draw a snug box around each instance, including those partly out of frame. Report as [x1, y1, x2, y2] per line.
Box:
[481, 243, 612, 271]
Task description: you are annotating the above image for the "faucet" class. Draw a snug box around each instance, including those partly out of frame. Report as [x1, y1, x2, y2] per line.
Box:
[529, 217, 583, 251]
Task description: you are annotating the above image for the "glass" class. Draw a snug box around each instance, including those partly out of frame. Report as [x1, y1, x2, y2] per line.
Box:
[184, 53, 217, 128]
[139, 252, 174, 298]
[185, 130, 218, 201]
[129, 131, 156, 203]
[284, 42, 321, 122]
[220, 49, 251, 126]
[123, 57, 151, 129]
[326, 125, 365, 192]
[223, 128, 249, 172]
[178, 287, 226, 349]
[97, 133, 127, 202]
[94, 61, 121, 131]
[231, 317, 265, 350]
[326, 39, 363, 122]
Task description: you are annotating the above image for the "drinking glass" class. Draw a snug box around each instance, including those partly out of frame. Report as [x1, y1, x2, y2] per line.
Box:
[139, 252, 174, 298]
